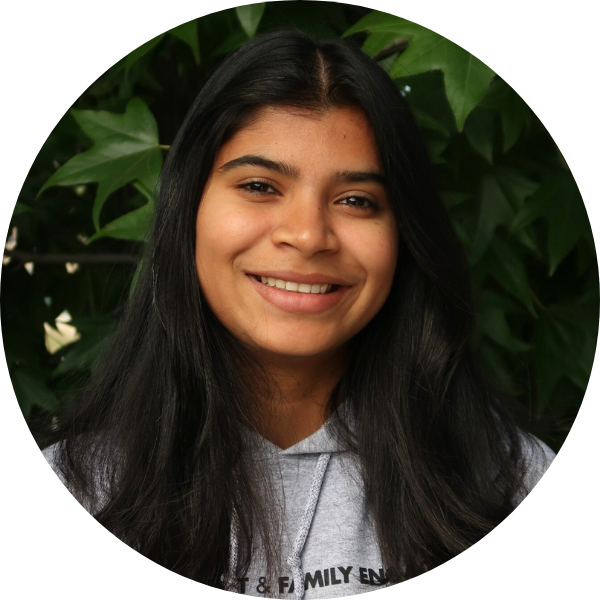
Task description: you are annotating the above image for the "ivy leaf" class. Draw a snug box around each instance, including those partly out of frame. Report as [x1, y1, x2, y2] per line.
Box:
[11, 367, 58, 419]
[87, 196, 153, 243]
[491, 166, 540, 210]
[471, 167, 539, 263]
[511, 173, 591, 275]
[212, 28, 249, 56]
[473, 172, 514, 258]
[481, 77, 530, 152]
[475, 290, 533, 353]
[169, 20, 200, 64]
[463, 107, 495, 164]
[345, 12, 495, 130]
[411, 106, 451, 138]
[124, 34, 165, 75]
[123, 21, 200, 73]
[38, 98, 162, 231]
[535, 302, 598, 406]
[442, 191, 473, 210]
[402, 71, 457, 136]
[478, 237, 536, 315]
[236, 3, 266, 39]
[12, 202, 33, 216]
[476, 338, 517, 395]
[88, 180, 155, 244]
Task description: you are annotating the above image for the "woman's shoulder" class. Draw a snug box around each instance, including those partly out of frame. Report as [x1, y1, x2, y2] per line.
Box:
[517, 433, 556, 500]
[41, 437, 111, 513]
[42, 441, 66, 481]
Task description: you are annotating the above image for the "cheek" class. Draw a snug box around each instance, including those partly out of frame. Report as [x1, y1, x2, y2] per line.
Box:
[377, 228, 399, 284]
[195, 202, 267, 284]
[352, 222, 398, 293]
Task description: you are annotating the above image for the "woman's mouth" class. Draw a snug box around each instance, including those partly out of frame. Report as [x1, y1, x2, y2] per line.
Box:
[246, 273, 350, 314]
[250, 274, 337, 294]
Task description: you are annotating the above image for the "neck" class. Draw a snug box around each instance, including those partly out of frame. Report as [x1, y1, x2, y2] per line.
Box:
[251, 349, 346, 449]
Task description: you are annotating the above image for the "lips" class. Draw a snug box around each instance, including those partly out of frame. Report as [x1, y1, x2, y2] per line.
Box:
[246, 272, 352, 314]
[246, 270, 349, 285]
[250, 275, 334, 294]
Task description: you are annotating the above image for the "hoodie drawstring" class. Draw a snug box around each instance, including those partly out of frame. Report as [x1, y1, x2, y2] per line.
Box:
[227, 452, 332, 599]
[286, 452, 332, 600]
[226, 509, 240, 591]
[221, 510, 240, 594]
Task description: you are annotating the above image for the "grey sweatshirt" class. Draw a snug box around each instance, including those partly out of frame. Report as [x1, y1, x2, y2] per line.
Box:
[43, 415, 555, 600]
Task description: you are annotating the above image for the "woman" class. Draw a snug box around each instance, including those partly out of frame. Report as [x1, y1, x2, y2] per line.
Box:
[42, 29, 553, 598]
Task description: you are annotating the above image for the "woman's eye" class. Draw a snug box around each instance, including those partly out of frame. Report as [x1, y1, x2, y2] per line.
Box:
[238, 181, 277, 194]
[338, 196, 376, 210]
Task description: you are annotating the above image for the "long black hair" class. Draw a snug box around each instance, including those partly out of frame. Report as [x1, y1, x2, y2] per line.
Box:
[42, 29, 533, 587]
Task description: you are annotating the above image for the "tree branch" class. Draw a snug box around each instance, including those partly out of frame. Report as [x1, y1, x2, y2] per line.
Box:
[4, 249, 139, 265]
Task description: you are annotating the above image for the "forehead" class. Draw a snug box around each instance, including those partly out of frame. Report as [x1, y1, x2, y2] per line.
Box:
[214, 105, 382, 172]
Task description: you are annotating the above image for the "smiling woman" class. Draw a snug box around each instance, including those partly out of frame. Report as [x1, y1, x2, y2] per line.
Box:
[196, 106, 397, 448]
[40, 28, 553, 597]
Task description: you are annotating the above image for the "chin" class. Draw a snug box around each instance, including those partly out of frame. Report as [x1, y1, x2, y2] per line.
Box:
[251, 340, 345, 362]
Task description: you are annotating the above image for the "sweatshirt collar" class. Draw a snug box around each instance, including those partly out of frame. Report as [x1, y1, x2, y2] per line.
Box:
[279, 420, 342, 455]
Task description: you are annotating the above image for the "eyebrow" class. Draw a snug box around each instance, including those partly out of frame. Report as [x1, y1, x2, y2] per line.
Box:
[218, 155, 299, 178]
[217, 154, 386, 187]
[333, 169, 386, 186]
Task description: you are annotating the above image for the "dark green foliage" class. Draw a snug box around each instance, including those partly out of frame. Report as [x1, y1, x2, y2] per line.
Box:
[2, 4, 596, 449]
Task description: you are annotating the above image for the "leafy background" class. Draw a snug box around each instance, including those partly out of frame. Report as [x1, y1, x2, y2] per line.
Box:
[2, 2, 597, 451]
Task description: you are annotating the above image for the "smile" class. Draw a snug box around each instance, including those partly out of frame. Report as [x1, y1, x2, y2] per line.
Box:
[246, 273, 351, 314]
[252, 275, 335, 294]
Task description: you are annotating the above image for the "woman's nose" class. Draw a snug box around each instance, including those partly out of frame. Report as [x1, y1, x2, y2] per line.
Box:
[271, 194, 340, 257]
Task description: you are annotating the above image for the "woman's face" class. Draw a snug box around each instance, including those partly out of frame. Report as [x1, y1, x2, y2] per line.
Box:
[195, 105, 398, 364]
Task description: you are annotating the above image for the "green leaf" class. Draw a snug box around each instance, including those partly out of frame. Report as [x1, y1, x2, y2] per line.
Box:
[469, 172, 515, 264]
[87, 178, 158, 243]
[11, 367, 58, 418]
[463, 107, 495, 164]
[38, 98, 162, 231]
[87, 196, 153, 243]
[124, 34, 165, 75]
[401, 71, 457, 136]
[442, 191, 473, 210]
[475, 290, 533, 353]
[132, 179, 157, 203]
[511, 173, 591, 275]
[449, 218, 472, 250]
[471, 167, 539, 263]
[481, 77, 530, 152]
[345, 12, 495, 130]
[476, 338, 518, 395]
[535, 302, 598, 406]
[411, 106, 451, 138]
[212, 28, 250, 56]
[492, 166, 540, 211]
[392, 40, 494, 132]
[125, 19, 200, 75]
[344, 10, 403, 38]
[236, 3, 266, 39]
[12, 202, 33, 216]
[577, 237, 596, 277]
[483, 238, 536, 315]
[169, 20, 200, 64]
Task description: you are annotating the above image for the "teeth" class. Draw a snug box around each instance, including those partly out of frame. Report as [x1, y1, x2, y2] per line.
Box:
[255, 275, 333, 294]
